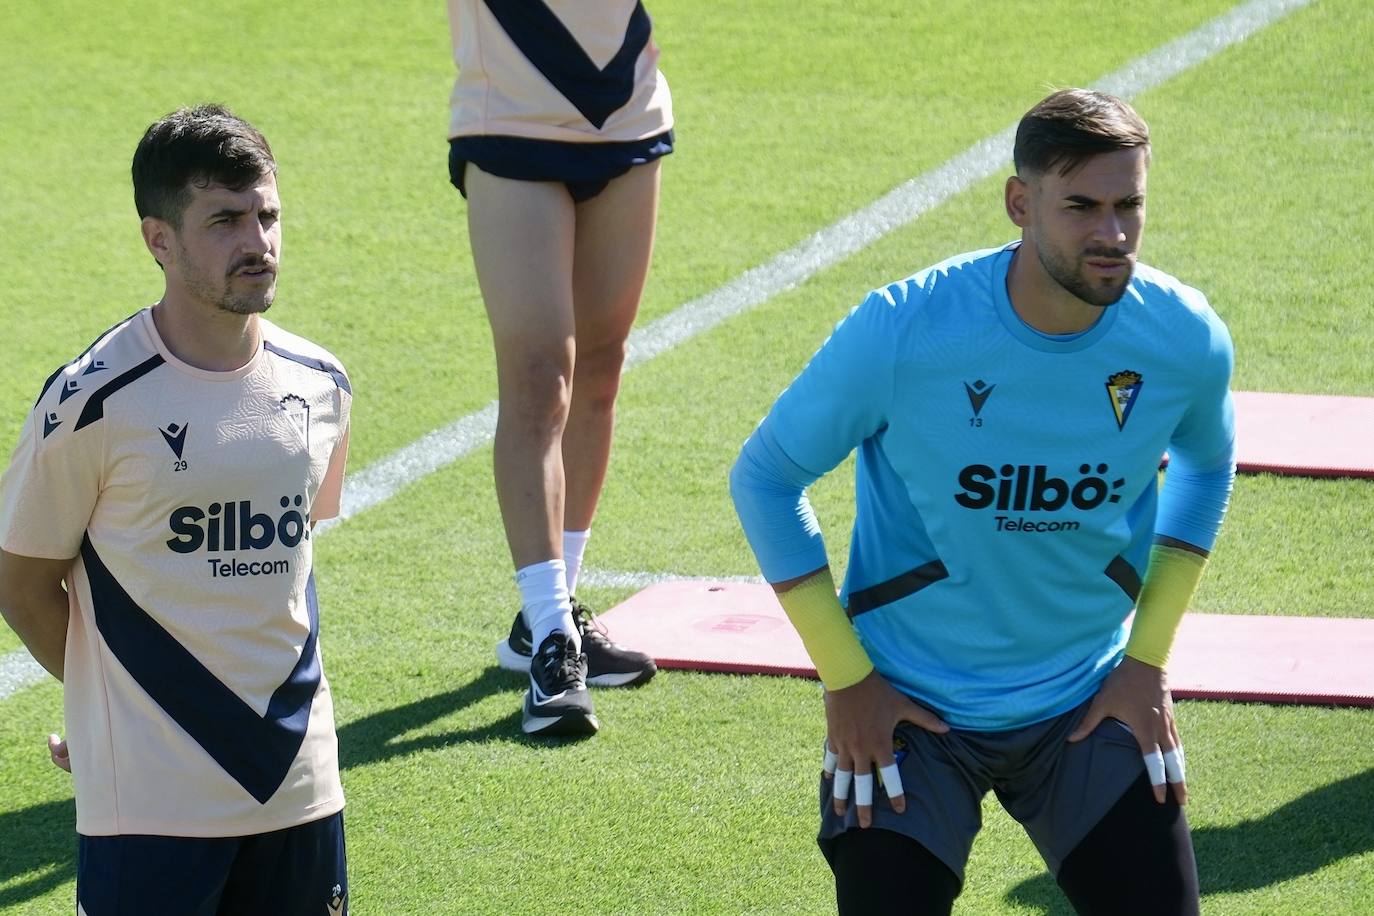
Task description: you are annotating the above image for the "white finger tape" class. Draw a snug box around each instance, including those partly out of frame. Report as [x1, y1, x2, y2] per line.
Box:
[822, 745, 838, 776]
[854, 773, 875, 807]
[1143, 749, 1166, 786]
[833, 768, 853, 801]
[878, 763, 904, 799]
[1163, 747, 1186, 784]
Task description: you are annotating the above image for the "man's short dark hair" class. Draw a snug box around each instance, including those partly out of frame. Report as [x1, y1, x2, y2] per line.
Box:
[132, 104, 276, 227]
[1013, 89, 1150, 178]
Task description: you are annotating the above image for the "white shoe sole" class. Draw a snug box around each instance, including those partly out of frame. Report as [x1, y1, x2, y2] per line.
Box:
[495, 639, 528, 673]
[521, 707, 600, 736]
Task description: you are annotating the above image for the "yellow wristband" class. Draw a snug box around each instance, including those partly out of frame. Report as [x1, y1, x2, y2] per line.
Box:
[1125, 545, 1207, 668]
[775, 568, 874, 691]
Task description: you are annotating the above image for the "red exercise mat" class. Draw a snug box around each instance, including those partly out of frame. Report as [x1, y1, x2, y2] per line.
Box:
[598, 580, 1374, 707]
[1230, 391, 1374, 478]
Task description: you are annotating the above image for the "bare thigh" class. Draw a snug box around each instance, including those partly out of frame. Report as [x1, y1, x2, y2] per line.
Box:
[571, 159, 661, 360]
[465, 164, 578, 367]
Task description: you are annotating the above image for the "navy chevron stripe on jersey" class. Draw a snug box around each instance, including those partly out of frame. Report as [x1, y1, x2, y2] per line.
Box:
[81, 536, 320, 804]
[847, 561, 950, 618]
[1105, 555, 1143, 602]
[264, 342, 351, 395]
[33, 310, 141, 406]
[482, 0, 650, 129]
[74, 355, 166, 431]
[35, 364, 66, 409]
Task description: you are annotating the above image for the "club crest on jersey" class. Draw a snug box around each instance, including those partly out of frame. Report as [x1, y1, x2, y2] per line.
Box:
[281, 394, 310, 448]
[1105, 370, 1143, 430]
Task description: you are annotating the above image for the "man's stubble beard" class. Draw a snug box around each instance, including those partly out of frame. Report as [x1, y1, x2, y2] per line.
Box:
[1036, 242, 1132, 308]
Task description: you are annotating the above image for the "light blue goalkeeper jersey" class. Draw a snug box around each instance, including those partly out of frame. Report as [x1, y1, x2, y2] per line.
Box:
[731, 243, 1235, 730]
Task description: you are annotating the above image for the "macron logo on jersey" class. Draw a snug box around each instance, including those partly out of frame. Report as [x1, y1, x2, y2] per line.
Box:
[42, 412, 62, 438]
[964, 379, 996, 417]
[159, 422, 189, 459]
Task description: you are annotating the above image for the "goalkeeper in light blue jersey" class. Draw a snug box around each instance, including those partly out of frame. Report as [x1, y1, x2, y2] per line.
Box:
[732, 89, 1233, 915]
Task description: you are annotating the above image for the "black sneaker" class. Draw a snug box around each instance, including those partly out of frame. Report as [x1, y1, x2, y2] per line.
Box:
[496, 598, 658, 688]
[522, 631, 598, 737]
[571, 598, 658, 687]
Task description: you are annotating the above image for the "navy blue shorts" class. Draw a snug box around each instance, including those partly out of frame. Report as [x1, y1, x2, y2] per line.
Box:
[77, 811, 347, 916]
[817, 700, 1145, 880]
[448, 130, 674, 203]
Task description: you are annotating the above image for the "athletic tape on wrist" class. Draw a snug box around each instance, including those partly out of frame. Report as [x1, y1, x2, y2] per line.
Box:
[1126, 545, 1207, 668]
[775, 568, 873, 691]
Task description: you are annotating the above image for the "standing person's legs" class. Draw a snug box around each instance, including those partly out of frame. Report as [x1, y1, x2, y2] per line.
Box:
[548, 161, 664, 688]
[466, 164, 596, 735]
[562, 159, 661, 537]
[465, 164, 577, 580]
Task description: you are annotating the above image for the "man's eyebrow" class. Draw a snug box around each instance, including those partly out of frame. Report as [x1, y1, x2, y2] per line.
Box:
[1063, 193, 1144, 205]
[205, 204, 280, 221]
[205, 206, 250, 220]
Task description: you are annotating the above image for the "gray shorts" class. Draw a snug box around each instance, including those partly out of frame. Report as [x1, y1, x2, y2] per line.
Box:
[818, 699, 1144, 881]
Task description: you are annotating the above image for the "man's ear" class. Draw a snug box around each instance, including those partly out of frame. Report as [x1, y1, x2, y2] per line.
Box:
[1005, 174, 1032, 229]
[141, 216, 175, 269]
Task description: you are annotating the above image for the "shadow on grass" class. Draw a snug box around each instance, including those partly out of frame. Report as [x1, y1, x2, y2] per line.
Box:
[0, 799, 76, 908]
[337, 664, 596, 770]
[1006, 767, 1374, 914]
[0, 664, 576, 907]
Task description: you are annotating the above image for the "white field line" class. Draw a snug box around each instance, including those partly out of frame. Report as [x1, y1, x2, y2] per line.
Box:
[0, 0, 1309, 702]
[0, 651, 46, 699]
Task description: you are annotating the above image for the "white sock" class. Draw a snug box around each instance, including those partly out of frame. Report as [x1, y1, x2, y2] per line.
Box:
[516, 559, 578, 652]
[563, 529, 591, 594]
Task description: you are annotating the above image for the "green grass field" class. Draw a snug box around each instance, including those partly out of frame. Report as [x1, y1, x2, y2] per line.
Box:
[2, 0, 1372, 912]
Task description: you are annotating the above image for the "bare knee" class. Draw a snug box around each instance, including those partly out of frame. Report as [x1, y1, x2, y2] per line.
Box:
[498, 348, 573, 433]
[571, 339, 628, 414]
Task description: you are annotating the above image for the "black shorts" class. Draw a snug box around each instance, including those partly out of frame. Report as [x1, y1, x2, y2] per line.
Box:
[818, 699, 1146, 880]
[77, 811, 347, 916]
[448, 130, 674, 203]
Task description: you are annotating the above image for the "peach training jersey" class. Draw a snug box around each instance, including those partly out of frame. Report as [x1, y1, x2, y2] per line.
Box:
[447, 0, 673, 142]
[0, 308, 350, 837]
